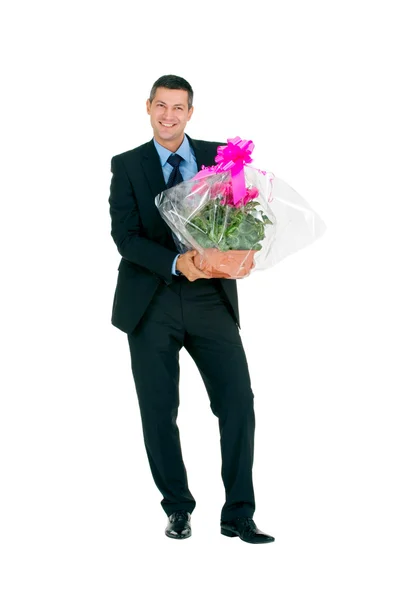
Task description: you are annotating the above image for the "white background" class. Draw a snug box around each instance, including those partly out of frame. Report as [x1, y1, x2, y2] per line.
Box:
[1, 0, 398, 598]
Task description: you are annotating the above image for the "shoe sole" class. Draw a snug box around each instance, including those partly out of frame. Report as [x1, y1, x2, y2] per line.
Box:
[165, 531, 192, 539]
[221, 527, 238, 537]
[221, 527, 275, 543]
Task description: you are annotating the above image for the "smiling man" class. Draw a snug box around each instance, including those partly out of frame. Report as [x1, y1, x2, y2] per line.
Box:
[146, 86, 193, 151]
[108, 74, 275, 544]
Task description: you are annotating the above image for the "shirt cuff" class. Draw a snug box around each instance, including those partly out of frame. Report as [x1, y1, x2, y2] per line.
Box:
[171, 253, 181, 275]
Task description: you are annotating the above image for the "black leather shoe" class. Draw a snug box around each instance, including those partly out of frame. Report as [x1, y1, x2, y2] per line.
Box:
[165, 510, 192, 539]
[221, 516, 275, 544]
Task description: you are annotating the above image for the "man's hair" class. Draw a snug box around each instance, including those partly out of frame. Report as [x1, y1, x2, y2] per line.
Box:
[149, 75, 194, 109]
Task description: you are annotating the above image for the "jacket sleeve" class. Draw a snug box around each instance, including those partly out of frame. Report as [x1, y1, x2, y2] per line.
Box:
[108, 155, 178, 283]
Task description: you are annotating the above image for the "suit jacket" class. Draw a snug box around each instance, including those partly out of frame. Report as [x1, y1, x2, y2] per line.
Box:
[108, 134, 240, 334]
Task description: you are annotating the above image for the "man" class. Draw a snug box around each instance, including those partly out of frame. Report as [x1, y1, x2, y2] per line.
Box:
[108, 74, 274, 544]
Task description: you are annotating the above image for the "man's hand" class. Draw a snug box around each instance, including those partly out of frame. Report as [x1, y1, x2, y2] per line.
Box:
[177, 250, 212, 281]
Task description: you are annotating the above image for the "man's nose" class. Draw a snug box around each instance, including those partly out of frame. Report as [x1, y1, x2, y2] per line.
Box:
[163, 107, 174, 120]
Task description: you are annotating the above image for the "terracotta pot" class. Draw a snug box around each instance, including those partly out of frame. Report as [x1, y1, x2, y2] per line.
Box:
[193, 248, 257, 279]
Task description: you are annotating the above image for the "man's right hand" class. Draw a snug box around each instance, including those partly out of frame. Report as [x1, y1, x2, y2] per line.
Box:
[177, 250, 212, 281]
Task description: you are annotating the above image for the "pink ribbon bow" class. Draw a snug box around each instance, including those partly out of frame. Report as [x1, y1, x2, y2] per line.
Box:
[193, 136, 255, 206]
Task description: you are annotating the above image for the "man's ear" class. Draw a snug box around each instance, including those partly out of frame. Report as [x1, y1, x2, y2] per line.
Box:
[146, 99, 151, 115]
[187, 106, 194, 121]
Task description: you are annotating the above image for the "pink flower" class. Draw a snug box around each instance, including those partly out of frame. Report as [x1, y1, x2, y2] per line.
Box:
[245, 187, 259, 200]
[211, 181, 233, 200]
[220, 186, 260, 208]
[191, 179, 260, 209]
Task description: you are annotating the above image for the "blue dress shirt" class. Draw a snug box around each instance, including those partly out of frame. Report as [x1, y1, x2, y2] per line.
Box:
[153, 135, 198, 275]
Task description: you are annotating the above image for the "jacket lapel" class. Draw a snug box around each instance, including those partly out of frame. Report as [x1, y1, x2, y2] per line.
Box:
[185, 134, 217, 171]
[140, 139, 168, 200]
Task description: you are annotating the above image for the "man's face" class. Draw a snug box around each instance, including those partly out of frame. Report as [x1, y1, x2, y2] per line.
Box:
[146, 87, 194, 146]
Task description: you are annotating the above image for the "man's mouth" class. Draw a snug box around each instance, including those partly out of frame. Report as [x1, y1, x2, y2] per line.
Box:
[160, 122, 176, 128]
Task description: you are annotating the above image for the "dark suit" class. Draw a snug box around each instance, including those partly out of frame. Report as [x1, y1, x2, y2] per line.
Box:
[108, 134, 256, 521]
[109, 135, 240, 334]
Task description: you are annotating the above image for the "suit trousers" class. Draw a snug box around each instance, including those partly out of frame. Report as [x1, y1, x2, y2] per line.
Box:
[127, 274, 256, 522]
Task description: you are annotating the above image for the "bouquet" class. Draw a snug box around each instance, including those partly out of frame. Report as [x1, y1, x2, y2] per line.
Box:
[155, 137, 326, 278]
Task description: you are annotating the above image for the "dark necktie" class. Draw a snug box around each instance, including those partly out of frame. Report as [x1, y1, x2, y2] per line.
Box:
[166, 153, 184, 257]
[166, 153, 183, 188]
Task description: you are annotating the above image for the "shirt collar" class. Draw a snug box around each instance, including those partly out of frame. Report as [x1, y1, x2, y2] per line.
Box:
[152, 134, 192, 167]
